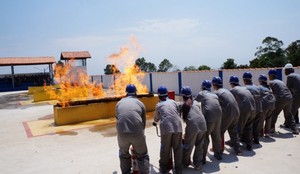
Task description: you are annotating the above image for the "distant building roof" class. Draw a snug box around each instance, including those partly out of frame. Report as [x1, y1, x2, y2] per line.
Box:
[60, 51, 91, 60]
[0, 57, 56, 66]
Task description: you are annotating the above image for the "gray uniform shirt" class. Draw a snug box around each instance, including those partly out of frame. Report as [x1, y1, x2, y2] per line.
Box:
[154, 99, 182, 135]
[230, 86, 256, 112]
[214, 88, 240, 119]
[245, 84, 263, 112]
[116, 96, 146, 134]
[195, 90, 222, 123]
[286, 72, 300, 97]
[269, 79, 293, 101]
[183, 100, 207, 133]
[258, 85, 276, 111]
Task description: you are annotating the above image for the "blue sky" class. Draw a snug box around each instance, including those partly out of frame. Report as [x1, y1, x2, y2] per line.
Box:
[0, 0, 299, 75]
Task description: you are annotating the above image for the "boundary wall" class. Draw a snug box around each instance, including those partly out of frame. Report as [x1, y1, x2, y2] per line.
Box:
[91, 67, 300, 96]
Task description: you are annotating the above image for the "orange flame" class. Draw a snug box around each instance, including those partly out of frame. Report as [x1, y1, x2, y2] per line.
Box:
[44, 36, 148, 107]
[44, 60, 105, 108]
[107, 35, 148, 96]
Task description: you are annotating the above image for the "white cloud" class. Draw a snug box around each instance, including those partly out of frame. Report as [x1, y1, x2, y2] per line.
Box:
[119, 18, 201, 36]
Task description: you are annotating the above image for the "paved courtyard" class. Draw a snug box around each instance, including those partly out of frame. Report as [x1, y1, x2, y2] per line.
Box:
[0, 91, 300, 174]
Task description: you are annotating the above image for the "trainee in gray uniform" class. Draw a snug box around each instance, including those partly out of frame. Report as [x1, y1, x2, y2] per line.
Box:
[180, 86, 207, 171]
[116, 84, 149, 174]
[195, 80, 223, 161]
[153, 86, 183, 174]
[268, 69, 299, 134]
[284, 63, 300, 124]
[242, 72, 263, 144]
[229, 75, 256, 151]
[212, 76, 241, 155]
[258, 74, 276, 136]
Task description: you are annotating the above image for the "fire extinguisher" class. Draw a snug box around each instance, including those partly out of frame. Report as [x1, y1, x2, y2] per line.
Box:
[130, 146, 140, 174]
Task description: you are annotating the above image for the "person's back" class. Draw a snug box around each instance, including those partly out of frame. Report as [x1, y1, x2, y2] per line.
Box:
[229, 75, 256, 151]
[153, 86, 183, 174]
[285, 64, 300, 124]
[184, 101, 207, 133]
[212, 76, 242, 155]
[116, 97, 146, 134]
[269, 79, 292, 101]
[116, 84, 149, 174]
[195, 80, 223, 161]
[215, 88, 239, 119]
[230, 86, 256, 112]
[258, 85, 276, 111]
[286, 72, 300, 96]
[154, 98, 182, 135]
[180, 86, 207, 170]
[268, 69, 299, 134]
[196, 90, 222, 123]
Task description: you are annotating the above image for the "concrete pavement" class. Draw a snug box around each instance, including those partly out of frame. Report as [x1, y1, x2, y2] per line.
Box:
[0, 91, 300, 174]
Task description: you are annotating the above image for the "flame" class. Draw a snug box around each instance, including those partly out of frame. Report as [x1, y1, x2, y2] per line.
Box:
[44, 60, 105, 108]
[107, 35, 148, 95]
[44, 36, 148, 107]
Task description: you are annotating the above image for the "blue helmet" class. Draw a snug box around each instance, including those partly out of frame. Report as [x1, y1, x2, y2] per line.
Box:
[212, 76, 222, 86]
[181, 86, 192, 97]
[243, 72, 252, 79]
[229, 75, 239, 85]
[268, 69, 277, 76]
[258, 74, 268, 82]
[201, 80, 211, 90]
[126, 84, 137, 94]
[157, 85, 168, 96]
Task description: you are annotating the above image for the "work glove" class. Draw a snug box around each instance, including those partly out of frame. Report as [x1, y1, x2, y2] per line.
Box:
[152, 122, 157, 126]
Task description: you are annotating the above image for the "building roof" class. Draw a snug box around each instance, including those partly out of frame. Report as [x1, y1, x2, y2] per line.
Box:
[60, 51, 91, 60]
[0, 57, 56, 66]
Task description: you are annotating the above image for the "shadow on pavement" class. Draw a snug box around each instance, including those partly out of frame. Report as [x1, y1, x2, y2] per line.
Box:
[89, 123, 117, 137]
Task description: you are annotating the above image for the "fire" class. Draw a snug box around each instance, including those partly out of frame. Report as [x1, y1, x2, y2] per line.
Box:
[44, 36, 148, 107]
[44, 60, 105, 108]
[107, 35, 148, 96]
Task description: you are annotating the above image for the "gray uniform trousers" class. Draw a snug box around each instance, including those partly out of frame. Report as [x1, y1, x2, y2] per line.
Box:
[262, 109, 274, 134]
[183, 130, 206, 167]
[203, 119, 222, 161]
[118, 133, 149, 174]
[221, 115, 240, 151]
[238, 110, 256, 146]
[253, 112, 263, 141]
[160, 132, 183, 174]
[271, 99, 296, 129]
[292, 95, 300, 123]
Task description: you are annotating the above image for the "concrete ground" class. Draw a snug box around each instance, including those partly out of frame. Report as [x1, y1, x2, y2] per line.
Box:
[0, 90, 300, 174]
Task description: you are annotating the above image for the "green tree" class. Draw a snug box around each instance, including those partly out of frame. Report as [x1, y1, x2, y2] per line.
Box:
[250, 36, 286, 68]
[158, 59, 173, 72]
[237, 64, 249, 69]
[104, 64, 120, 74]
[144, 62, 157, 72]
[221, 58, 237, 69]
[285, 40, 300, 66]
[183, 66, 197, 71]
[198, 65, 211, 70]
[135, 57, 157, 72]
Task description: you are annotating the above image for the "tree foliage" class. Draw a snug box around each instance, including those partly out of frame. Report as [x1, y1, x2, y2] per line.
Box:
[237, 64, 249, 69]
[221, 58, 237, 69]
[135, 57, 157, 72]
[104, 64, 120, 74]
[183, 66, 197, 71]
[285, 40, 300, 66]
[158, 59, 173, 72]
[250, 36, 286, 68]
[198, 65, 211, 70]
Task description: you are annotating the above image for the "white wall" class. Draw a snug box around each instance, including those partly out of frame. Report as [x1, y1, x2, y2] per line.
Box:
[94, 67, 300, 95]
